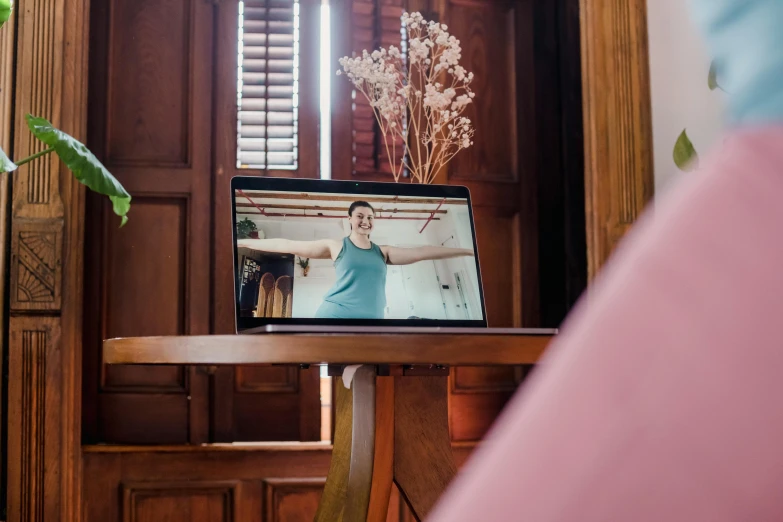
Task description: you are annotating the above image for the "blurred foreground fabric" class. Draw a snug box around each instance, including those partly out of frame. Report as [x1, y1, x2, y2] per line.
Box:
[428, 123, 783, 520]
[428, 2, 783, 519]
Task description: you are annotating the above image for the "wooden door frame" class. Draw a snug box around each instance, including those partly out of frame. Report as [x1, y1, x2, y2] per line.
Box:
[0, 0, 653, 519]
[2, 0, 89, 519]
[580, 0, 655, 280]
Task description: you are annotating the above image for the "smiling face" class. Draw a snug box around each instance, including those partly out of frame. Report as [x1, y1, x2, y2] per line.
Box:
[349, 204, 375, 236]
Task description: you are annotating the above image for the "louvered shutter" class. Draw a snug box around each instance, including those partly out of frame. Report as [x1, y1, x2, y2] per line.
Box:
[238, 0, 299, 169]
[351, 0, 405, 177]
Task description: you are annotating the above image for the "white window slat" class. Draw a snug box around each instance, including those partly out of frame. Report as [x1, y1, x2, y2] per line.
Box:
[237, 0, 299, 169]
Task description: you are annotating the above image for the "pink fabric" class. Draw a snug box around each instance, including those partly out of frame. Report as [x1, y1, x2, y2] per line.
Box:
[428, 127, 783, 521]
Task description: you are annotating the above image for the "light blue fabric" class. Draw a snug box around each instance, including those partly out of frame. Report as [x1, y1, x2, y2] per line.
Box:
[315, 236, 388, 319]
[690, 0, 783, 124]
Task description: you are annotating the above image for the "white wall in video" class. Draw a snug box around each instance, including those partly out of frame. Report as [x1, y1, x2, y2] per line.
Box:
[235, 190, 482, 321]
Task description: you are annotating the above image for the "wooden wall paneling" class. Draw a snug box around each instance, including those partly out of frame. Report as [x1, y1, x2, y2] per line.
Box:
[84, 0, 213, 444]
[211, 0, 322, 442]
[222, 365, 321, 442]
[82, 446, 334, 522]
[121, 481, 239, 522]
[347, 0, 406, 180]
[446, 1, 518, 185]
[0, 3, 15, 515]
[7, 319, 62, 522]
[81, 438, 476, 522]
[60, 0, 91, 516]
[5, 0, 90, 518]
[331, 0, 406, 182]
[263, 478, 325, 522]
[580, 0, 654, 280]
[330, 0, 354, 182]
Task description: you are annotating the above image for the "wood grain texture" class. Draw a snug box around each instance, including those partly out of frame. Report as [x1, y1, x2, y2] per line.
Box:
[93, 195, 197, 443]
[329, 0, 356, 182]
[9, 224, 62, 309]
[393, 376, 457, 520]
[81, 443, 478, 522]
[343, 366, 377, 521]
[235, 365, 299, 393]
[59, 0, 92, 515]
[121, 481, 238, 522]
[366, 377, 394, 522]
[347, 0, 406, 179]
[6, 0, 91, 518]
[580, 0, 654, 279]
[11, 0, 65, 221]
[7, 317, 62, 522]
[83, 447, 335, 522]
[263, 478, 325, 522]
[447, 0, 518, 182]
[106, 0, 191, 166]
[315, 380, 352, 522]
[103, 333, 553, 365]
[0, 2, 11, 509]
[84, 0, 213, 444]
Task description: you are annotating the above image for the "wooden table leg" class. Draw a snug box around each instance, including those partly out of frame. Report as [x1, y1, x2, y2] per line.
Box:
[315, 367, 394, 522]
[315, 370, 455, 522]
[393, 375, 457, 521]
[314, 372, 353, 522]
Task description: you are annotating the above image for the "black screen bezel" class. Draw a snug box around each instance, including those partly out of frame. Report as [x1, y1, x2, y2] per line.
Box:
[231, 176, 488, 331]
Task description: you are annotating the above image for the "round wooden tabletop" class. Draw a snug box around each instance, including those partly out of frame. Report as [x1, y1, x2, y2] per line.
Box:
[103, 333, 554, 366]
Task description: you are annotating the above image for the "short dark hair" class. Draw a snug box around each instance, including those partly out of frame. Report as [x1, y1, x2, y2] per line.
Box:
[348, 200, 374, 217]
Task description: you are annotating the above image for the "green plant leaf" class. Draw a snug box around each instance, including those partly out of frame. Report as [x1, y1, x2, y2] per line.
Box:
[0, 0, 12, 28]
[0, 145, 16, 173]
[673, 129, 699, 171]
[708, 60, 720, 91]
[26, 114, 130, 226]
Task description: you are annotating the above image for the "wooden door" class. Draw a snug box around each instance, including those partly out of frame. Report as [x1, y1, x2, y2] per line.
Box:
[84, 0, 323, 445]
[83, 0, 215, 444]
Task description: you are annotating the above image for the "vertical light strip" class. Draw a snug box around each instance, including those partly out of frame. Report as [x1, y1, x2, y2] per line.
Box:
[236, 1, 245, 168]
[319, 1, 332, 179]
[293, 0, 301, 169]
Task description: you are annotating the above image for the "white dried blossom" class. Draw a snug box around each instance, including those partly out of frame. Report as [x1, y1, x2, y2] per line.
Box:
[337, 11, 477, 183]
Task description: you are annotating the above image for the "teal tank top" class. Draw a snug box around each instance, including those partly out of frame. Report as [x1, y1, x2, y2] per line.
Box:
[315, 236, 388, 319]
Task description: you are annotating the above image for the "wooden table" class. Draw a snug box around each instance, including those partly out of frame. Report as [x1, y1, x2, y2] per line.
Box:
[104, 332, 553, 521]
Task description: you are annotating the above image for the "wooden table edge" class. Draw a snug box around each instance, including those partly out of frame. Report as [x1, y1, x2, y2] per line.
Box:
[102, 333, 555, 366]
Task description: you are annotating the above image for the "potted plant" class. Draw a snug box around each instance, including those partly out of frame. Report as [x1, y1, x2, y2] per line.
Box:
[236, 218, 257, 239]
[297, 257, 310, 277]
[0, 0, 132, 226]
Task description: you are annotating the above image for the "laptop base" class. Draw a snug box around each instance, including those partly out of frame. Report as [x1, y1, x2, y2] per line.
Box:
[241, 324, 557, 335]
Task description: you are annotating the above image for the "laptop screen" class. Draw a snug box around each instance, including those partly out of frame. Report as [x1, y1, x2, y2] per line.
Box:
[231, 177, 486, 329]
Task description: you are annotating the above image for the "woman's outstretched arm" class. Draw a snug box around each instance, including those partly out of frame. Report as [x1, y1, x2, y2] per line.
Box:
[237, 238, 339, 259]
[381, 245, 474, 265]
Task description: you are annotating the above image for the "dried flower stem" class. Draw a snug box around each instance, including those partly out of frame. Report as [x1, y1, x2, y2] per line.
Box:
[338, 11, 475, 183]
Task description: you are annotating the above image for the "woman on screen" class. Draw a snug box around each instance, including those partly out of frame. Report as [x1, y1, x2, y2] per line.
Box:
[236, 200, 475, 319]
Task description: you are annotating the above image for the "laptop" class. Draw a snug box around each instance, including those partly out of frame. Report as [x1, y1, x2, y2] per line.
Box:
[231, 176, 556, 336]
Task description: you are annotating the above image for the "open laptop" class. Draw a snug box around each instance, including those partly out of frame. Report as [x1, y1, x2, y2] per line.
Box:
[231, 176, 556, 336]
